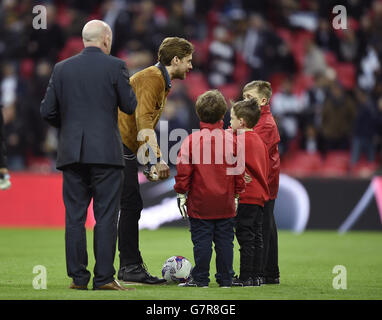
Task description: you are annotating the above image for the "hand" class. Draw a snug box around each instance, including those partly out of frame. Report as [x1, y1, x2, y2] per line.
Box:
[177, 193, 188, 219]
[235, 194, 239, 212]
[154, 160, 170, 180]
[143, 166, 158, 181]
[0, 169, 11, 191]
[244, 172, 252, 184]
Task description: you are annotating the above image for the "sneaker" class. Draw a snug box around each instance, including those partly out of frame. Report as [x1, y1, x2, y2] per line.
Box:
[118, 263, 167, 285]
[178, 279, 208, 288]
[232, 275, 254, 287]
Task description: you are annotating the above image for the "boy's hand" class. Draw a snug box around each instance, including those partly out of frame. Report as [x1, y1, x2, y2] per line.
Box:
[177, 193, 188, 219]
[235, 194, 240, 212]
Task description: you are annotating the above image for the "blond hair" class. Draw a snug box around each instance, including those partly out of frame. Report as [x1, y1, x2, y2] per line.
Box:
[243, 80, 272, 104]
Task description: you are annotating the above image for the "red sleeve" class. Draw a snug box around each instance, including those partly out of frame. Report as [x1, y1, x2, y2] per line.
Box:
[254, 123, 279, 148]
[234, 171, 245, 195]
[174, 135, 193, 194]
[231, 132, 245, 195]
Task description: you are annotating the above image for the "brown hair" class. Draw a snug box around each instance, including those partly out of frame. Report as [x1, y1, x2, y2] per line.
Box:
[195, 90, 227, 124]
[243, 80, 272, 104]
[232, 99, 261, 128]
[158, 37, 194, 66]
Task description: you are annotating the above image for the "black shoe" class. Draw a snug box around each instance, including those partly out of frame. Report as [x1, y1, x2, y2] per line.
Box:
[118, 263, 167, 285]
[178, 279, 208, 288]
[232, 275, 256, 287]
[263, 277, 280, 285]
[252, 276, 261, 286]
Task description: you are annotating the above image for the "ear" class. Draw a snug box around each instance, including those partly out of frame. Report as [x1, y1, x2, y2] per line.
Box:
[172, 56, 180, 65]
[239, 118, 245, 127]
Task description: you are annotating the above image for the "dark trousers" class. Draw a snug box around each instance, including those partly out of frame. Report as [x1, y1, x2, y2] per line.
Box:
[262, 199, 280, 278]
[235, 203, 264, 279]
[62, 163, 123, 288]
[117, 145, 144, 268]
[189, 217, 235, 287]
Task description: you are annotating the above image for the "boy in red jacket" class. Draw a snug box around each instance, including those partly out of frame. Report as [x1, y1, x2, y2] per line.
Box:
[230, 99, 270, 287]
[243, 80, 281, 285]
[174, 89, 245, 288]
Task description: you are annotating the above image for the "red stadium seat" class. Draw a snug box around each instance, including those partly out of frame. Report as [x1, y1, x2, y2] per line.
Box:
[293, 73, 314, 95]
[184, 71, 210, 101]
[20, 58, 34, 80]
[58, 37, 83, 61]
[268, 73, 287, 94]
[217, 84, 240, 102]
[281, 151, 323, 177]
[334, 63, 356, 89]
[190, 39, 211, 65]
[56, 4, 72, 28]
[233, 52, 250, 86]
[318, 151, 350, 177]
[325, 51, 338, 68]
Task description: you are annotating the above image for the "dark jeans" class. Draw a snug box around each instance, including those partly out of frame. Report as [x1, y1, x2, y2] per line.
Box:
[189, 217, 235, 287]
[62, 163, 123, 288]
[235, 203, 264, 279]
[262, 199, 280, 278]
[118, 145, 144, 268]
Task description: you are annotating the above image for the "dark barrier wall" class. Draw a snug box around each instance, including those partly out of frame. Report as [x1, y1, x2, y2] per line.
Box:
[0, 173, 381, 230]
[295, 178, 381, 231]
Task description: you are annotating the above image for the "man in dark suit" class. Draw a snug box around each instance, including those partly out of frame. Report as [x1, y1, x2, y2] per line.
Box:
[40, 20, 137, 291]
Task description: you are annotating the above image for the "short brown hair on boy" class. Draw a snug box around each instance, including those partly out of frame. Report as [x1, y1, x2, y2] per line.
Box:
[158, 37, 194, 66]
[195, 90, 227, 124]
[232, 99, 261, 128]
[243, 80, 272, 104]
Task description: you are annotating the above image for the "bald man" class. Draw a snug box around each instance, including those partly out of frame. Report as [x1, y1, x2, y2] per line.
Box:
[41, 20, 137, 291]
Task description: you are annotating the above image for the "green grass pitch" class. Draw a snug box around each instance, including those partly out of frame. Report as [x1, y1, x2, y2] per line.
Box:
[0, 227, 381, 300]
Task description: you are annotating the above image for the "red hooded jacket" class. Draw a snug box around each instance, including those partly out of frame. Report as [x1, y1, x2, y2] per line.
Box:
[253, 105, 281, 199]
[238, 131, 270, 206]
[174, 121, 245, 219]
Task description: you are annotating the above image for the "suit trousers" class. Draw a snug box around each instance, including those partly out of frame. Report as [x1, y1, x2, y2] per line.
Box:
[117, 145, 144, 268]
[235, 203, 264, 279]
[62, 163, 123, 288]
[189, 217, 235, 287]
[262, 199, 280, 278]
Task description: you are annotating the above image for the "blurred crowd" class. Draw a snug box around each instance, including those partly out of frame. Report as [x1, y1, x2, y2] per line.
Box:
[1, 0, 382, 177]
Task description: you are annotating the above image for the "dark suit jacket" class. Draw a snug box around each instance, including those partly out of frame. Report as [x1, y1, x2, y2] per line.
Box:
[40, 46, 137, 169]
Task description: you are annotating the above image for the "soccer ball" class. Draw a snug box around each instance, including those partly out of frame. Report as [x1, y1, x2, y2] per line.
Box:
[162, 256, 192, 283]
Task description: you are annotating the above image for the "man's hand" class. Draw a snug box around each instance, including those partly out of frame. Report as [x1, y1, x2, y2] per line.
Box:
[154, 160, 170, 180]
[177, 193, 187, 219]
[143, 165, 158, 181]
[0, 168, 11, 190]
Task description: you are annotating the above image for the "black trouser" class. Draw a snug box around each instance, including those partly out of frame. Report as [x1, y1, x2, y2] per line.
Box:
[117, 145, 144, 268]
[235, 203, 264, 279]
[189, 217, 235, 287]
[62, 163, 123, 288]
[262, 199, 280, 278]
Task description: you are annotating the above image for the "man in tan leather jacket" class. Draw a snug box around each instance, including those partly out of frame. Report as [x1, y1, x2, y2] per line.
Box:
[117, 37, 193, 284]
